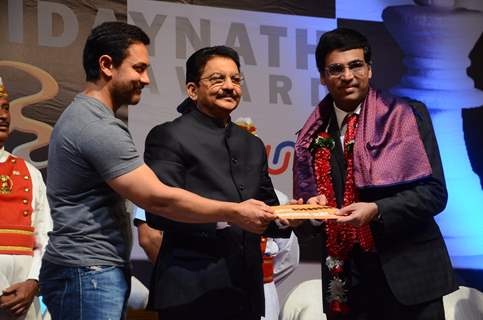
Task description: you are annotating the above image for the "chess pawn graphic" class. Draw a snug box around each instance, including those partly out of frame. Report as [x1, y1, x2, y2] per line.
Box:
[383, 1, 483, 268]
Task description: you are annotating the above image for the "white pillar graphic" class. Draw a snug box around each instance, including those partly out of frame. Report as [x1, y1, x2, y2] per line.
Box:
[383, 2, 483, 268]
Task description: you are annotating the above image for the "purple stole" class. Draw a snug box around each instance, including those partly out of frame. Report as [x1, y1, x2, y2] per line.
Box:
[294, 88, 432, 200]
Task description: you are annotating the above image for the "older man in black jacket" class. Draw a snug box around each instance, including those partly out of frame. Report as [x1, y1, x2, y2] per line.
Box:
[145, 46, 289, 320]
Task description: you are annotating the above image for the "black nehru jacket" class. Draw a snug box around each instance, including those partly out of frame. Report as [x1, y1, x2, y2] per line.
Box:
[144, 107, 288, 318]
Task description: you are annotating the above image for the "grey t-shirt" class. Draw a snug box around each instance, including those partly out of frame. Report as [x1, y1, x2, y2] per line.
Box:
[44, 94, 143, 267]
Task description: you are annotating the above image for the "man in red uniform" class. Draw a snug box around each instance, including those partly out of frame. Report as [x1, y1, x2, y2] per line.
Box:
[0, 77, 52, 319]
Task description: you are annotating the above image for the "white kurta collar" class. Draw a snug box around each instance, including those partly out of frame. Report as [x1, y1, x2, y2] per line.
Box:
[0, 147, 9, 163]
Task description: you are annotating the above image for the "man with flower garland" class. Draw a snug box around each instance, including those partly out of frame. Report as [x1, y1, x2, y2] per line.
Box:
[293, 28, 456, 320]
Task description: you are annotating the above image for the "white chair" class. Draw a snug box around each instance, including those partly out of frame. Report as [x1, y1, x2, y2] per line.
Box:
[443, 286, 483, 320]
[281, 281, 483, 320]
[127, 276, 149, 310]
[280, 279, 326, 320]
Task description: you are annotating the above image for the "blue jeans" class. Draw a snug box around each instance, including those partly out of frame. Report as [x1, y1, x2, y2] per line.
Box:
[39, 260, 129, 320]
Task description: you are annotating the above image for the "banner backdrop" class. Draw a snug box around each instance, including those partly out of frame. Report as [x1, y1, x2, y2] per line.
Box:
[127, 0, 337, 197]
[0, 0, 127, 171]
[1, 1, 482, 268]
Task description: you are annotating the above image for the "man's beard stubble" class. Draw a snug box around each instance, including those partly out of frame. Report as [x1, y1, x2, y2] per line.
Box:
[112, 80, 143, 107]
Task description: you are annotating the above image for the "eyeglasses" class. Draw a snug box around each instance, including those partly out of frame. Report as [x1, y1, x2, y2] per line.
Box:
[324, 60, 368, 78]
[199, 73, 244, 87]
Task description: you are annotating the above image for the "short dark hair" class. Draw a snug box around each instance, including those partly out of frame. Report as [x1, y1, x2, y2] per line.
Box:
[315, 28, 371, 73]
[83, 21, 150, 81]
[185, 46, 241, 84]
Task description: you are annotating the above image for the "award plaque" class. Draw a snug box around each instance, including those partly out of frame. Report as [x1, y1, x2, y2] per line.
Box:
[273, 204, 338, 219]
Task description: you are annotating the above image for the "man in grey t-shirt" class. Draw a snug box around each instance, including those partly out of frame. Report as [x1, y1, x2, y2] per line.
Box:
[39, 22, 278, 320]
[44, 94, 140, 267]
